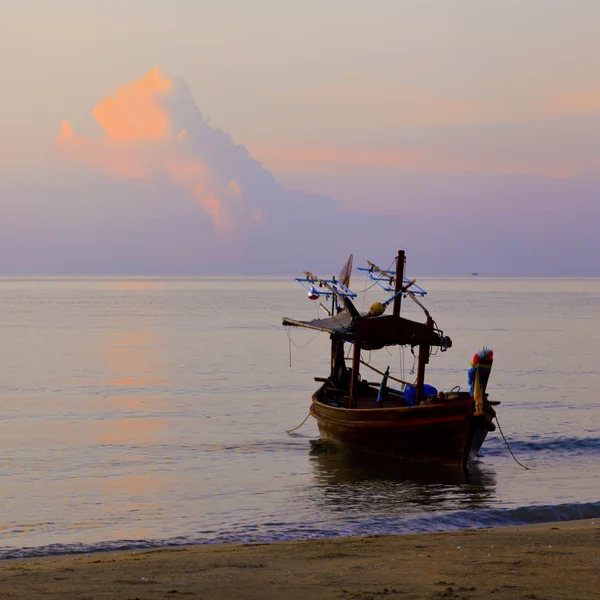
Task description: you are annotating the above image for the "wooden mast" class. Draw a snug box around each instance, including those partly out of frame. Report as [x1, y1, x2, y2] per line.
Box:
[393, 250, 405, 318]
[349, 337, 360, 408]
[416, 317, 433, 404]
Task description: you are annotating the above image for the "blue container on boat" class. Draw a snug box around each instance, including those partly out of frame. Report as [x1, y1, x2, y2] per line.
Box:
[404, 384, 437, 407]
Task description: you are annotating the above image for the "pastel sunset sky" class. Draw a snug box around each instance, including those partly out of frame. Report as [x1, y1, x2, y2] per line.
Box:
[2, 0, 600, 275]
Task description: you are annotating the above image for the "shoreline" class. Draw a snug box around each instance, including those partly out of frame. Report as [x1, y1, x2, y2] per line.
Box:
[1, 519, 598, 599]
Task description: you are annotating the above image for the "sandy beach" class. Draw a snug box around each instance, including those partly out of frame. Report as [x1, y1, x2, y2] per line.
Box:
[0, 519, 597, 599]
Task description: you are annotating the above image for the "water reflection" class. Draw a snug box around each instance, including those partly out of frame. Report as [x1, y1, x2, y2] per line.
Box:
[107, 473, 168, 497]
[94, 324, 170, 527]
[102, 280, 166, 291]
[100, 417, 164, 445]
[104, 394, 168, 412]
[102, 331, 167, 388]
[98, 329, 168, 446]
[309, 441, 496, 517]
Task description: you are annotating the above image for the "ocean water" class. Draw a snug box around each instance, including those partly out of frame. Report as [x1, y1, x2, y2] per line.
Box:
[0, 276, 599, 559]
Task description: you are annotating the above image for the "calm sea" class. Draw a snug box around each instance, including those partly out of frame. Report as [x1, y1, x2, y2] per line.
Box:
[0, 276, 599, 559]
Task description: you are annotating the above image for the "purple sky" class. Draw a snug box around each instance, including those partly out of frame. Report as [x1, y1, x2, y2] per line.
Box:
[2, 2, 600, 275]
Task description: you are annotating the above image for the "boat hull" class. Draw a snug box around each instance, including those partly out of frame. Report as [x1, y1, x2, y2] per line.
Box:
[310, 392, 492, 468]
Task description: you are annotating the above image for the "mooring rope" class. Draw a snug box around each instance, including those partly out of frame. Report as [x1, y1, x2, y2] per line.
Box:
[286, 412, 312, 434]
[284, 326, 321, 368]
[284, 326, 321, 349]
[495, 415, 530, 470]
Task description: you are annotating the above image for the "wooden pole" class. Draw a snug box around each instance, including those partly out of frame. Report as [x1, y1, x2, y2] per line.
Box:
[416, 344, 428, 404]
[393, 250, 405, 319]
[330, 335, 346, 386]
[330, 336, 337, 378]
[349, 338, 361, 408]
[416, 317, 433, 404]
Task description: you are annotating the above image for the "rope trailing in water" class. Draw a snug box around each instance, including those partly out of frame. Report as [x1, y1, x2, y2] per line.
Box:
[286, 412, 312, 434]
[495, 415, 530, 470]
[359, 359, 414, 387]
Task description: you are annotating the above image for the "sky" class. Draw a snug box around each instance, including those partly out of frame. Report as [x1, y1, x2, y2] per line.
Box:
[2, 0, 600, 275]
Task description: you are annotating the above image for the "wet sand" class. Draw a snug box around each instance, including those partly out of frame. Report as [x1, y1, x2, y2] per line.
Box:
[1, 519, 597, 599]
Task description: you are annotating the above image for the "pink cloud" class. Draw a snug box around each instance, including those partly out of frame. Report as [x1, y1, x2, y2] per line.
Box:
[545, 86, 600, 117]
[55, 68, 240, 230]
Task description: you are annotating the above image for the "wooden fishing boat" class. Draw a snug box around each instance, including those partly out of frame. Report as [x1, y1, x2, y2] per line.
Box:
[283, 250, 498, 469]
